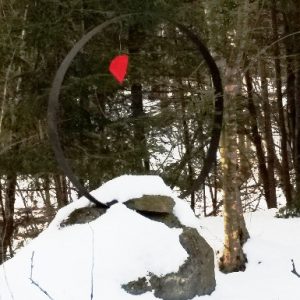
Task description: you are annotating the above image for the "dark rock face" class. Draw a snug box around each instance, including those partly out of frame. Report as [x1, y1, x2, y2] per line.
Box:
[61, 207, 107, 227]
[138, 211, 182, 228]
[124, 195, 175, 214]
[123, 277, 152, 295]
[61, 195, 175, 226]
[123, 227, 216, 300]
[60, 194, 216, 299]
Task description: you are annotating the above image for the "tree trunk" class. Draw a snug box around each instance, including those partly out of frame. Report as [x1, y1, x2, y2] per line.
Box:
[42, 175, 52, 209]
[207, 161, 218, 216]
[0, 174, 17, 264]
[131, 83, 150, 173]
[212, 160, 218, 215]
[295, 54, 300, 207]
[42, 174, 55, 217]
[259, 59, 277, 207]
[282, 13, 296, 154]
[282, 0, 300, 208]
[179, 81, 196, 210]
[271, 1, 293, 206]
[245, 67, 277, 208]
[54, 174, 68, 209]
[0, 178, 5, 263]
[220, 68, 249, 273]
[238, 133, 252, 187]
[128, 25, 150, 174]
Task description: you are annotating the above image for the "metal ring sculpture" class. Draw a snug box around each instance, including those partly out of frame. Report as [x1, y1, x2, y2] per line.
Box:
[47, 14, 224, 208]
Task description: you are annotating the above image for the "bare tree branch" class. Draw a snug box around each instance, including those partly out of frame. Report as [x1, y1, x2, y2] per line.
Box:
[291, 259, 300, 278]
[88, 224, 95, 300]
[29, 251, 54, 300]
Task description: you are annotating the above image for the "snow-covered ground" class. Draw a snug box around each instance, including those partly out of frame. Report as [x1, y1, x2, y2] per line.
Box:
[200, 210, 300, 300]
[1, 175, 300, 300]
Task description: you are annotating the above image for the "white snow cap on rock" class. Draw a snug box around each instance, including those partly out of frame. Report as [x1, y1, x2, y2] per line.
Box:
[49, 175, 199, 230]
[89, 174, 174, 203]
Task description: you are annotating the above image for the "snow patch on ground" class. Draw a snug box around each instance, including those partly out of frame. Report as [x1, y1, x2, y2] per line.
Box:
[198, 211, 300, 300]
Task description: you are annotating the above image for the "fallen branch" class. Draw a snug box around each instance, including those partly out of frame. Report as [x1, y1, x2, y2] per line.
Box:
[29, 251, 54, 300]
[291, 259, 300, 278]
[88, 224, 95, 300]
[207, 201, 223, 216]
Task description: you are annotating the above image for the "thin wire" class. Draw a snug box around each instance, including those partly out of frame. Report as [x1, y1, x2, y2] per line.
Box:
[118, 21, 123, 53]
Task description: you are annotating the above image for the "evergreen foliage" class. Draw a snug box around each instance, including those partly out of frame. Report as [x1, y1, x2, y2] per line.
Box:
[1, 0, 300, 264]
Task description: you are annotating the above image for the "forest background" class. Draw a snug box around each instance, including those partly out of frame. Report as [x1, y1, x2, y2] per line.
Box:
[0, 0, 300, 273]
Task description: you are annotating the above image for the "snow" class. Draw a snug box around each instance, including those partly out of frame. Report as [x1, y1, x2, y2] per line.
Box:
[49, 175, 197, 230]
[1, 175, 300, 300]
[199, 210, 300, 300]
[0, 202, 187, 300]
[88, 175, 174, 204]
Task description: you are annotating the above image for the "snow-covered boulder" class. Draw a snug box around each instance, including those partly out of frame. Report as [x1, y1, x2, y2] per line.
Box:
[0, 175, 215, 300]
[61, 194, 175, 227]
[61, 176, 216, 299]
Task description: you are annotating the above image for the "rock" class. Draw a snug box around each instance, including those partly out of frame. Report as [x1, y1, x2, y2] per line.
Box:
[124, 195, 175, 214]
[62, 195, 175, 228]
[138, 211, 182, 228]
[155, 227, 215, 299]
[122, 277, 152, 295]
[122, 227, 216, 300]
[61, 207, 107, 227]
[60, 194, 216, 300]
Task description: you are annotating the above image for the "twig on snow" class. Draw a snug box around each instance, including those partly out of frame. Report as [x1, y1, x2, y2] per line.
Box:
[88, 224, 95, 300]
[291, 259, 300, 278]
[29, 251, 54, 300]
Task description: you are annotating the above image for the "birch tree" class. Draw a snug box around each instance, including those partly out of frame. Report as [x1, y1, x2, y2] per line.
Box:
[219, 1, 250, 273]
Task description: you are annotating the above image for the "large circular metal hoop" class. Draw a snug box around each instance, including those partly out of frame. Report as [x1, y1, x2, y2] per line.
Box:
[47, 14, 224, 207]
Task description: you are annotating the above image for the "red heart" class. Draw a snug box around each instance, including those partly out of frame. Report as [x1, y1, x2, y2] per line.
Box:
[109, 54, 129, 84]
